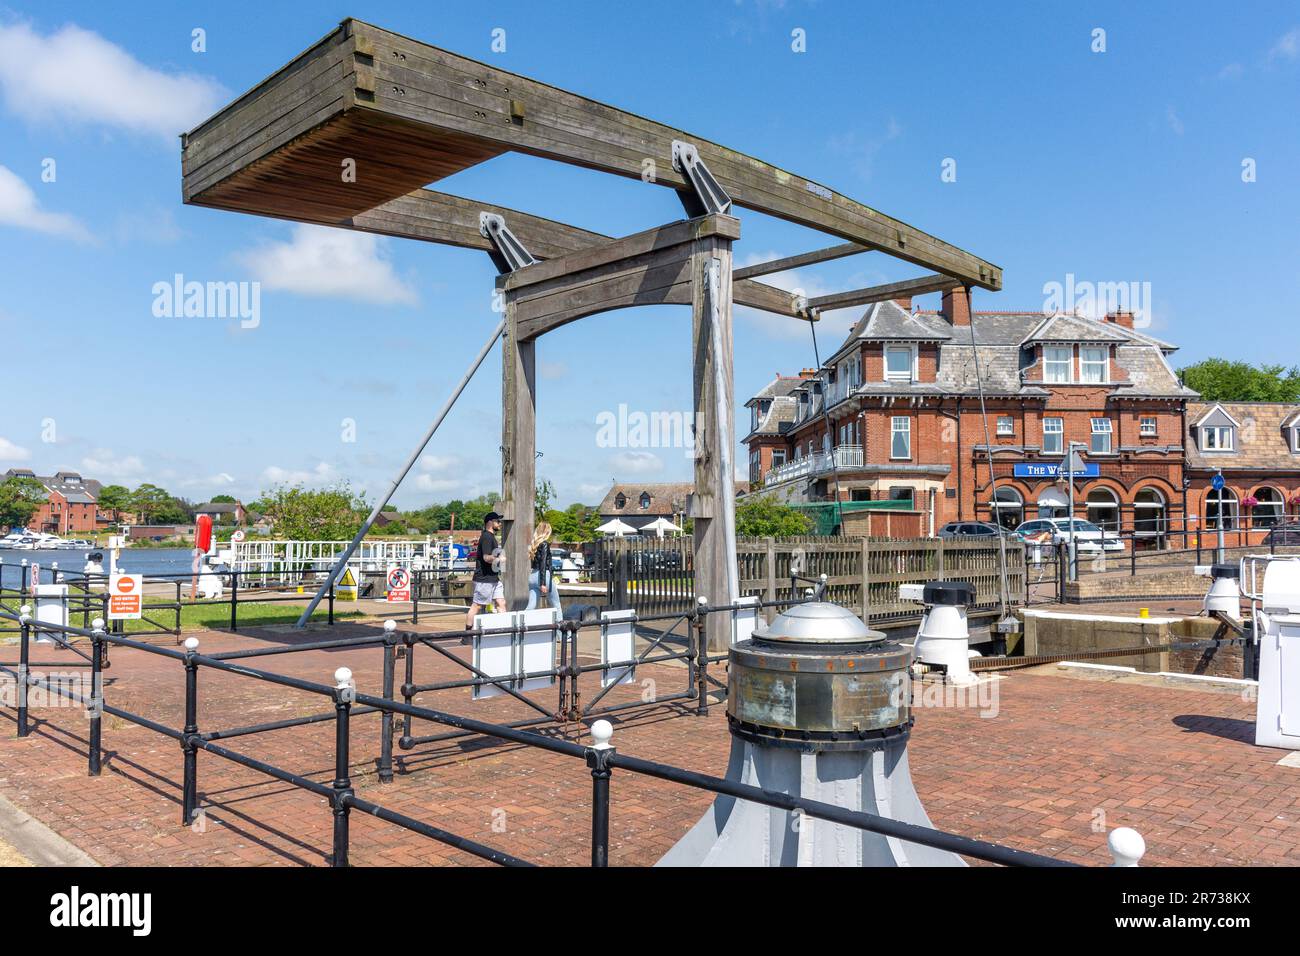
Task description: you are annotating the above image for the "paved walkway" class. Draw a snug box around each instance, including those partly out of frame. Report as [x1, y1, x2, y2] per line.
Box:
[0, 615, 1297, 867]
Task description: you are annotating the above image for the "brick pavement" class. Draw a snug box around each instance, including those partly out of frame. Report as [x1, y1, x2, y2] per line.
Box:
[0, 615, 1297, 867]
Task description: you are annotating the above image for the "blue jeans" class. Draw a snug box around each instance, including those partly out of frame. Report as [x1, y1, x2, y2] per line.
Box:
[526, 570, 562, 613]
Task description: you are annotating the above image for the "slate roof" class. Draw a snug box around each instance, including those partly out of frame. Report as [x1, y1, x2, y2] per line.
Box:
[3, 469, 102, 504]
[1186, 402, 1300, 471]
[598, 482, 749, 525]
[807, 303, 1196, 401]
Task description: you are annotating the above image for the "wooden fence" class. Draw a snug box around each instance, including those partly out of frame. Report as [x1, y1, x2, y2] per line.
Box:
[595, 535, 1026, 625]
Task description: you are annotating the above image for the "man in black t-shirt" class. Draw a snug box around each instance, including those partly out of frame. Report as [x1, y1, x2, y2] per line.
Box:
[466, 511, 506, 627]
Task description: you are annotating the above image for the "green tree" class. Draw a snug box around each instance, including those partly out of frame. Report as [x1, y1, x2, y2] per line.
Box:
[96, 484, 131, 523]
[130, 484, 174, 524]
[210, 494, 237, 504]
[0, 476, 47, 530]
[1178, 360, 1300, 402]
[259, 484, 367, 540]
[734, 498, 813, 537]
[535, 479, 556, 521]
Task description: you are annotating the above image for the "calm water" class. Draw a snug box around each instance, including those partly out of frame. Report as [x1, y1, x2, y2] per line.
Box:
[0, 548, 197, 586]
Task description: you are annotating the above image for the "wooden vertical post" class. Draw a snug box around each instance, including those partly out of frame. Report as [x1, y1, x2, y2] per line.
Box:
[501, 302, 536, 610]
[690, 233, 736, 651]
[764, 536, 777, 623]
[860, 536, 871, 624]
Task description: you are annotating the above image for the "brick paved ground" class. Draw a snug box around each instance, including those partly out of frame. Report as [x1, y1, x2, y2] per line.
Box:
[0, 612, 1297, 867]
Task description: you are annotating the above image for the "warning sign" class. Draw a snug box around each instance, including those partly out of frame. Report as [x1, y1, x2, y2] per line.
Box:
[108, 574, 143, 620]
[232, 529, 246, 543]
[386, 566, 411, 603]
[336, 568, 358, 602]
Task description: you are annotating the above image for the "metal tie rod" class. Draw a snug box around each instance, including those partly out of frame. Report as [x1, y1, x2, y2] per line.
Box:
[296, 316, 507, 627]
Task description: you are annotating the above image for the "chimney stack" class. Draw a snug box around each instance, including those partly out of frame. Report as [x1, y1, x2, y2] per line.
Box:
[1104, 311, 1135, 329]
[940, 287, 971, 326]
[894, 295, 913, 311]
[798, 368, 817, 378]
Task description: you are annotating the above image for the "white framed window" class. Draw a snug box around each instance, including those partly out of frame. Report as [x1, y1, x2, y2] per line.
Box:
[772, 449, 786, 467]
[996, 416, 1014, 437]
[885, 345, 915, 382]
[1044, 346, 1073, 383]
[1202, 426, 1234, 451]
[890, 417, 911, 459]
[1090, 418, 1113, 454]
[1139, 417, 1157, 437]
[1042, 417, 1063, 454]
[1291, 425, 1300, 453]
[1080, 346, 1108, 383]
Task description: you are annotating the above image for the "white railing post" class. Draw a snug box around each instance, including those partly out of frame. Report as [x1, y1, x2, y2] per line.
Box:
[1108, 827, 1146, 866]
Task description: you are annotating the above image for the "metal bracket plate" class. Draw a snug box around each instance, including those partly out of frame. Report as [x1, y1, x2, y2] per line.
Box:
[671, 140, 732, 217]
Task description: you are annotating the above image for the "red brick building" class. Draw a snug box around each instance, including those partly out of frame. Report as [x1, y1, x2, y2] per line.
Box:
[3, 469, 102, 534]
[743, 291, 1243, 546]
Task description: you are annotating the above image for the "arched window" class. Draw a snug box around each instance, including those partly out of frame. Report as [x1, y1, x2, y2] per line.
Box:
[1086, 487, 1120, 534]
[639, 492, 651, 510]
[1205, 487, 1238, 531]
[990, 486, 1023, 531]
[615, 493, 626, 509]
[1251, 487, 1284, 528]
[1133, 487, 1167, 545]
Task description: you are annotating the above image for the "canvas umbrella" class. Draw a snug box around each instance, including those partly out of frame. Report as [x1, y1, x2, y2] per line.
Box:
[595, 518, 637, 537]
[642, 516, 683, 538]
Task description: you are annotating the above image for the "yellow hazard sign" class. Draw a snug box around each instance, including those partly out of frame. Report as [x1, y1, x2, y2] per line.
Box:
[336, 568, 358, 602]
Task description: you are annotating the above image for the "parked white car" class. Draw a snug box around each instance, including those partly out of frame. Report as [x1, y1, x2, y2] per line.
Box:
[1013, 517, 1124, 552]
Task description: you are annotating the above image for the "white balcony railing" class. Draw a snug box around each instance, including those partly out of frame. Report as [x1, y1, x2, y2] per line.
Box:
[765, 445, 863, 485]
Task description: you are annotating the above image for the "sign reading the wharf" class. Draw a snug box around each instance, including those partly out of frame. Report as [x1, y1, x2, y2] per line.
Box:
[1013, 462, 1100, 479]
[108, 574, 143, 620]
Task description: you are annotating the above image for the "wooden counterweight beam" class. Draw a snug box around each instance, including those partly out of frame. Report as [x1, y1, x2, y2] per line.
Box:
[181, 18, 1002, 291]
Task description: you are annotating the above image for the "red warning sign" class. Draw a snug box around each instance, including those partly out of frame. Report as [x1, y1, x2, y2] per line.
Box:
[386, 566, 410, 603]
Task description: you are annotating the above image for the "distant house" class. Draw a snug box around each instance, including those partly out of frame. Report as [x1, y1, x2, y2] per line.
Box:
[597, 481, 750, 534]
[3, 468, 102, 534]
[194, 500, 259, 527]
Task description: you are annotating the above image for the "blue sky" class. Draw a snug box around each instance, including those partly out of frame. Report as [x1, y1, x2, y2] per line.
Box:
[1, 0, 1297, 509]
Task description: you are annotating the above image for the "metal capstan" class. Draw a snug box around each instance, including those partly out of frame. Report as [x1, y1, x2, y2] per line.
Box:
[658, 601, 965, 866]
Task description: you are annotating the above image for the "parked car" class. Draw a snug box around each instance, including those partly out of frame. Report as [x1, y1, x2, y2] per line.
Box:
[937, 521, 1011, 540]
[1262, 522, 1300, 547]
[1013, 517, 1123, 552]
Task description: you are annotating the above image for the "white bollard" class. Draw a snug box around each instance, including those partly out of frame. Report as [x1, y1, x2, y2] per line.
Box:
[1108, 827, 1146, 867]
[590, 719, 614, 750]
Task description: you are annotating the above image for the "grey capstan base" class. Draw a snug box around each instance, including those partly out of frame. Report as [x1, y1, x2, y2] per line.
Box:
[657, 736, 966, 867]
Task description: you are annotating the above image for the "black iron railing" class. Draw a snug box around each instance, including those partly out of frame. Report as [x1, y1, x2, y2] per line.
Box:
[0, 605, 1075, 868]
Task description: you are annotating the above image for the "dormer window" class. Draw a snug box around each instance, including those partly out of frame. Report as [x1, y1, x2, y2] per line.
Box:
[1291, 424, 1300, 453]
[1202, 425, 1234, 451]
[1044, 346, 1072, 383]
[615, 493, 627, 508]
[639, 492, 651, 510]
[1080, 346, 1108, 383]
[885, 345, 915, 382]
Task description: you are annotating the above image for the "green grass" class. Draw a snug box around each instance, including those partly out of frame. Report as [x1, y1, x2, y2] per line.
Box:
[2, 592, 362, 633]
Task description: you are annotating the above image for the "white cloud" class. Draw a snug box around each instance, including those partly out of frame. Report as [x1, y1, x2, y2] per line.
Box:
[827, 118, 902, 180]
[0, 21, 226, 138]
[610, 451, 663, 475]
[1269, 28, 1299, 61]
[0, 165, 91, 241]
[540, 360, 569, 380]
[81, 449, 146, 480]
[238, 225, 418, 306]
[0, 437, 31, 462]
[260, 461, 337, 486]
[1165, 105, 1185, 136]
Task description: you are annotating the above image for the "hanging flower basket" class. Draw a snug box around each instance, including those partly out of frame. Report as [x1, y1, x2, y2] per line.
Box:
[1242, 495, 1259, 509]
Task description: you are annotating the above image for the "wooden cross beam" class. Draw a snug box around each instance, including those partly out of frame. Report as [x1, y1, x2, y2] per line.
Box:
[732, 242, 867, 280]
[347, 188, 803, 318]
[802, 274, 963, 315]
[181, 18, 1002, 290]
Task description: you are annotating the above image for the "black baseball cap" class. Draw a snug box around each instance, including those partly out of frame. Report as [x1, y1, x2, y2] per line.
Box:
[484, 511, 503, 524]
